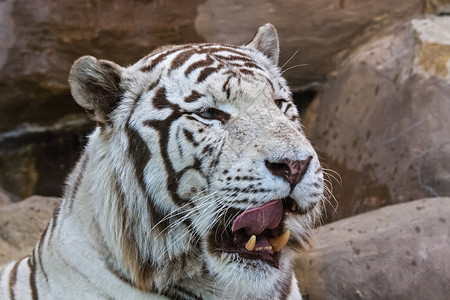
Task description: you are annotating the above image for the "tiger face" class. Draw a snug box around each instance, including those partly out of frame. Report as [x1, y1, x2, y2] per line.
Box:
[69, 24, 323, 298]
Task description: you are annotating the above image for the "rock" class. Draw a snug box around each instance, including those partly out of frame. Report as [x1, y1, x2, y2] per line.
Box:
[0, 0, 424, 134]
[425, 0, 450, 15]
[412, 16, 450, 80]
[0, 187, 20, 207]
[0, 196, 59, 264]
[307, 16, 450, 220]
[0, 0, 205, 134]
[294, 198, 450, 300]
[0, 114, 93, 198]
[196, 0, 424, 88]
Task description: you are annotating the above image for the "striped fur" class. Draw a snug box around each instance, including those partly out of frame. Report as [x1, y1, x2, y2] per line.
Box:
[0, 24, 324, 299]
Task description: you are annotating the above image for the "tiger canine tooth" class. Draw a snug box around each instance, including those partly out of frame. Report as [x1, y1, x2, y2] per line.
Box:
[269, 230, 290, 252]
[291, 202, 298, 211]
[245, 235, 256, 251]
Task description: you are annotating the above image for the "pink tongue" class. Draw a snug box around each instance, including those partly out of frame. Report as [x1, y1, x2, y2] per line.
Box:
[231, 199, 283, 235]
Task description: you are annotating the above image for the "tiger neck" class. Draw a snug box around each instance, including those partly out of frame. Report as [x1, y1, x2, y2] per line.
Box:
[56, 133, 208, 293]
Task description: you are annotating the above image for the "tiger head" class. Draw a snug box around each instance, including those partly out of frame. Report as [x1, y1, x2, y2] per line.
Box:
[69, 24, 324, 298]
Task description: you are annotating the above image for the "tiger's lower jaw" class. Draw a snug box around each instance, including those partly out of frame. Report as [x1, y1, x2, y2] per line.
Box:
[213, 197, 313, 268]
[203, 247, 296, 299]
[221, 222, 287, 268]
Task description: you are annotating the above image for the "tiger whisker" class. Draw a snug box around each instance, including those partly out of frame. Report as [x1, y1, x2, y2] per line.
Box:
[281, 63, 308, 74]
[280, 48, 300, 70]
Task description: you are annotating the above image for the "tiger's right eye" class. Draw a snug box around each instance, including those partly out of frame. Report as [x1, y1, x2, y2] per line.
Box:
[196, 107, 231, 124]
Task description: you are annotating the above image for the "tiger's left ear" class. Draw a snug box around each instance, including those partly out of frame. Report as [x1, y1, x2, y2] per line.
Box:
[246, 23, 280, 66]
[69, 56, 124, 125]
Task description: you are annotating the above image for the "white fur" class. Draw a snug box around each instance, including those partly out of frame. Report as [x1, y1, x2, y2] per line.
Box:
[0, 24, 323, 299]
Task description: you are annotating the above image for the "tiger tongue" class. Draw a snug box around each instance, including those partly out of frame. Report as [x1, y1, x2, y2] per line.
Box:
[232, 199, 283, 235]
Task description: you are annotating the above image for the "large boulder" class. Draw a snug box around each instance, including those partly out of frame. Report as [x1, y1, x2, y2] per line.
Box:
[295, 197, 450, 299]
[196, 0, 424, 88]
[0, 196, 59, 265]
[306, 16, 450, 220]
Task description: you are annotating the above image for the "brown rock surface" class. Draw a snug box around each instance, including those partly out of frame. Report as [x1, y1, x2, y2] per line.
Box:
[425, 0, 450, 14]
[196, 0, 424, 88]
[0, 187, 20, 207]
[0, 0, 205, 133]
[295, 197, 450, 300]
[0, 195, 59, 264]
[0, 0, 424, 133]
[307, 16, 450, 220]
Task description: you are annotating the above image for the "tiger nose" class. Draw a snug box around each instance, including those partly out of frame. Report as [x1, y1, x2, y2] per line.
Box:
[265, 156, 313, 189]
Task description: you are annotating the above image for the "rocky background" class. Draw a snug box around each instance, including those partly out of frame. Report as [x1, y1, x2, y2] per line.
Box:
[0, 0, 449, 299]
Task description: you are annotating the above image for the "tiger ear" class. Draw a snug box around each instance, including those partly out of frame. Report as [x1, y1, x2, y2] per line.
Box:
[69, 56, 124, 124]
[246, 23, 280, 66]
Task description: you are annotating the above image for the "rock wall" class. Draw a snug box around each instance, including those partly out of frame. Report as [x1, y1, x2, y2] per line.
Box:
[306, 15, 450, 221]
[0, 0, 424, 131]
[295, 198, 450, 300]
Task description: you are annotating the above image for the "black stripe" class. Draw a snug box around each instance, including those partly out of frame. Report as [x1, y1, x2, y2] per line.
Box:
[140, 45, 192, 73]
[125, 124, 169, 234]
[153, 87, 172, 109]
[200, 45, 252, 58]
[222, 75, 233, 99]
[147, 77, 161, 92]
[8, 259, 21, 300]
[48, 203, 61, 242]
[184, 56, 215, 77]
[161, 285, 204, 300]
[28, 258, 39, 300]
[126, 77, 160, 126]
[238, 69, 255, 77]
[68, 153, 88, 210]
[37, 224, 49, 282]
[144, 88, 186, 206]
[170, 49, 196, 73]
[265, 76, 275, 92]
[196, 65, 223, 83]
[209, 142, 224, 170]
[183, 129, 199, 147]
[184, 90, 204, 103]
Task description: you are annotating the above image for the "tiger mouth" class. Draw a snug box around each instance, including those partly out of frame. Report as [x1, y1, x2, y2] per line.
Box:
[219, 197, 312, 268]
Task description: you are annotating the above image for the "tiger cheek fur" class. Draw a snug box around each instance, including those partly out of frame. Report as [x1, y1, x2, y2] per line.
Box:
[0, 24, 323, 300]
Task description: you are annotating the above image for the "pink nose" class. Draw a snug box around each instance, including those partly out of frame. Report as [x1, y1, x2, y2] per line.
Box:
[265, 156, 312, 189]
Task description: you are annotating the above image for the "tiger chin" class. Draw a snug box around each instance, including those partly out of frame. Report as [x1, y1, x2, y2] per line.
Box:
[0, 24, 324, 300]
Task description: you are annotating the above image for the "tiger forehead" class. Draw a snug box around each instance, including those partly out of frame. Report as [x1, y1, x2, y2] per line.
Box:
[136, 43, 282, 104]
[140, 43, 262, 72]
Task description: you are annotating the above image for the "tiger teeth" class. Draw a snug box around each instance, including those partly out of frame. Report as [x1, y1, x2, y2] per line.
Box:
[245, 235, 256, 251]
[255, 246, 273, 251]
[291, 202, 298, 212]
[268, 230, 290, 253]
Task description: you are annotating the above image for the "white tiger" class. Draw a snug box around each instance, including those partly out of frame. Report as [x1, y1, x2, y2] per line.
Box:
[0, 24, 324, 299]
